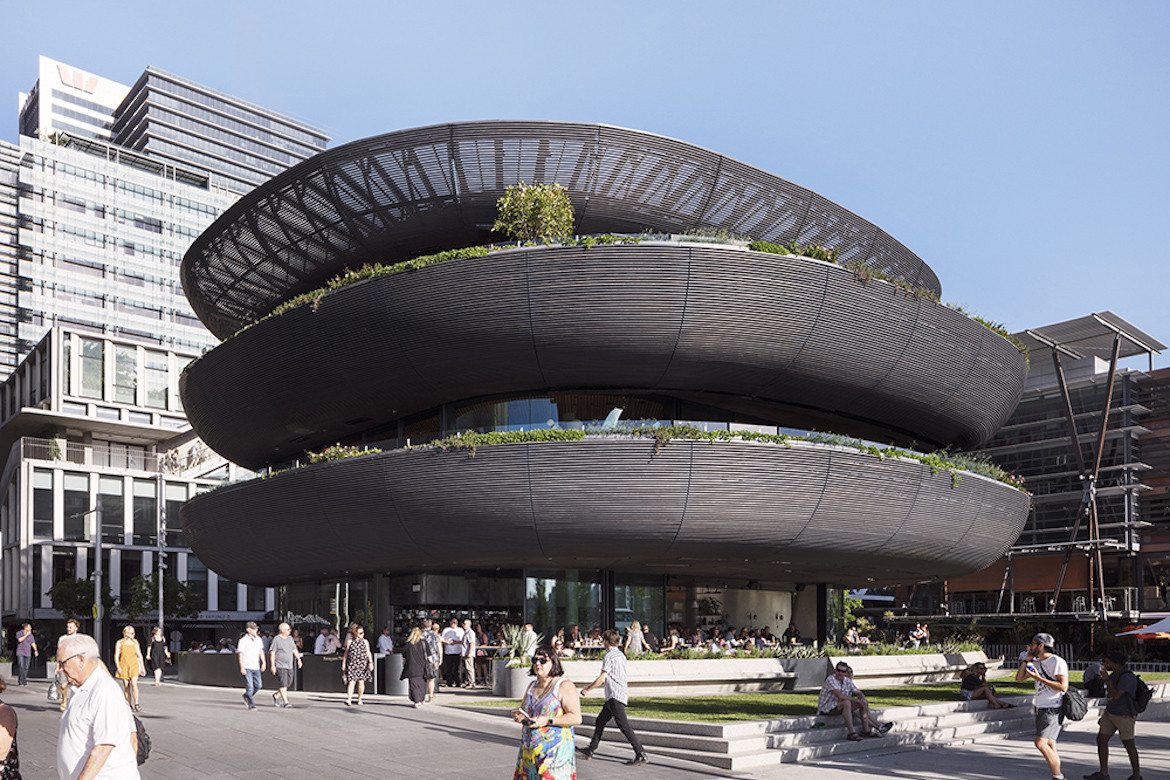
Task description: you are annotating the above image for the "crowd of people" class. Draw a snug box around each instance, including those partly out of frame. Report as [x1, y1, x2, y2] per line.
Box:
[1, 618, 1157, 779]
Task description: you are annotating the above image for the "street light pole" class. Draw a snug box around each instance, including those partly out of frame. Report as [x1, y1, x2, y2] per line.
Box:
[157, 473, 166, 638]
[92, 495, 103, 653]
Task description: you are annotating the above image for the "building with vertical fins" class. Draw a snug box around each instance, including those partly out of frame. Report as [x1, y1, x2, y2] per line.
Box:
[178, 121, 1032, 643]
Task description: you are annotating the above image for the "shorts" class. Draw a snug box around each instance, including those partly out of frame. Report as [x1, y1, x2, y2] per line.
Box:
[1035, 707, 1063, 740]
[275, 667, 295, 688]
[1098, 710, 1136, 741]
[818, 706, 842, 716]
[959, 689, 974, 701]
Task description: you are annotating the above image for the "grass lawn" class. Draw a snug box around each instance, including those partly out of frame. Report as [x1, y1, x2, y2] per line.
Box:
[468, 671, 1170, 723]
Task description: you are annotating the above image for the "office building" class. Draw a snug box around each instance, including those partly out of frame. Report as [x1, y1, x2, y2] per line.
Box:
[1, 56, 330, 648]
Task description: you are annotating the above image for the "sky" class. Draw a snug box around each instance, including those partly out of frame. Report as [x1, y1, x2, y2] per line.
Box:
[3, 1, 1167, 368]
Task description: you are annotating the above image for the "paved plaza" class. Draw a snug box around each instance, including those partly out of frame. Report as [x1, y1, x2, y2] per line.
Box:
[5, 680, 1168, 778]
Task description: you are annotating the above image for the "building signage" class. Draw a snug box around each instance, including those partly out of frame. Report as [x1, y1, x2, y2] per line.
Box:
[57, 64, 99, 94]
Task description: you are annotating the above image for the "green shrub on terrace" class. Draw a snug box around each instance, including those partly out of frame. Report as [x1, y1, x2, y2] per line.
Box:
[305, 443, 382, 463]
[412, 424, 1026, 492]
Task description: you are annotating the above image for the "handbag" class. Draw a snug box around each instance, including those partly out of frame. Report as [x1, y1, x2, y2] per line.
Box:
[47, 681, 61, 703]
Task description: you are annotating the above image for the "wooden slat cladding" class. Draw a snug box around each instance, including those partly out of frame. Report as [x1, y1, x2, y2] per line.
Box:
[180, 439, 1030, 587]
[180, 244, 1025, 470]
[181, 121, 940, 339]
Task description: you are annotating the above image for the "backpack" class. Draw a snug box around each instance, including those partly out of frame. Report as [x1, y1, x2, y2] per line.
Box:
[1129, 671, 1153, 714]
[133, 714, 151, 765]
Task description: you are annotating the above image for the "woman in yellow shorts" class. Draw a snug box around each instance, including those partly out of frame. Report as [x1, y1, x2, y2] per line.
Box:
[114, 625, 145, 711]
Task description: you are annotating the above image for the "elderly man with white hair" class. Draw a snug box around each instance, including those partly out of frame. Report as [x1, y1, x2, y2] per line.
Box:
[56, 632, 139, 779]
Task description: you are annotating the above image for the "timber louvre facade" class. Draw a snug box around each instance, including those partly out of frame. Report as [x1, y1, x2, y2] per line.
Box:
[179, 121, 1030, 591]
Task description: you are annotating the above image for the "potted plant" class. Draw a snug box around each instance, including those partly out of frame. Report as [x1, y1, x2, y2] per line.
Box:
[493, 625, 543, 697]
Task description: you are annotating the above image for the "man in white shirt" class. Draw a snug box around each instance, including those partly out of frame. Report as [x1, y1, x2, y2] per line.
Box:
[314, 628, 328, 655]
[1016, 632, 1069, 780]
[237, 621, 267, 710]
[376, 627, 394, 655]
[57, 632, 140, 779]
[441, 619, 464, 687]
[323, 628, 343, 654]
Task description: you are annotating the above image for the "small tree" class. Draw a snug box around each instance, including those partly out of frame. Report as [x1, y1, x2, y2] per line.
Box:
[493, 182, 574, 242]
[48, 578, 114, 620]
[124, 573, 201, 622]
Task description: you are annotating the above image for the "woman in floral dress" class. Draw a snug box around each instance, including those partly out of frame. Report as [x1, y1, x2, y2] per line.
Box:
[511, 644, 581, 780]
[342, 624, 374, 706]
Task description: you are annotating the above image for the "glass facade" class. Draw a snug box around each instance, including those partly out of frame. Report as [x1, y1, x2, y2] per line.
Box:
[525, 570, 603, 635]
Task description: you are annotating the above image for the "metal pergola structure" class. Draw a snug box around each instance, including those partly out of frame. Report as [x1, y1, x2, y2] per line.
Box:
[1012, 312, 1166, 621]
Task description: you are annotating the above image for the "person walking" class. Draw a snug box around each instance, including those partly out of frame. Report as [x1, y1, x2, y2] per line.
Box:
[623, 621, 647, 657]
[511, 644, 581, 779]
[237, 621, 266, 710]
[577, 628, 649, 766]
[0, 675, 22, 779]
[113, 626, 144, 712]
[402, 623, 431, 708]
[56, 619, 80, 712]
[342, 624, 373, 706]
[1016, 632, 1069, 780]
[148, 627, 170, 686]
[1084, 650, 1142, 780]
[269, 622, 302, 708]
[57, 633, 139, 779]
[13, 625, 36, 687]
[423, 621, 442, 703]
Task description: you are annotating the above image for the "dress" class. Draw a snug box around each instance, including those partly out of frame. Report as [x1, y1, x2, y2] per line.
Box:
[344, 638, 372, 683]
[115, 639, 141, 680]
[514, 677, 576, 780]
[423, 630, 441, 680]
[0, 702, 20, 780]
[403, 640, 428, 703]
[148, 638, 168, 670]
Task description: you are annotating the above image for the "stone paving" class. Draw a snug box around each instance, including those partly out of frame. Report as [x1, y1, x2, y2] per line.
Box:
[4, 679, 1168, 778]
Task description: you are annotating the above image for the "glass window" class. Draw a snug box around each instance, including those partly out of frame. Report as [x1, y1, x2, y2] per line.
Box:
[164, 483, 186, 547]
[614, 573, 665, 638]
[218, 575, 238, 612]
[79, 337, 104, 399]
[63, 472, 89, 542]
[144, 350, 167, 409]
[247, 585, 266, 612]
[52, 547, 77, 587]
[113, 346, 137, 404]
[132, 479, 157, 545]
[99, 476, 124, 544]
[186, 556, 208, 611]
[121, 550, 142, 607]
[33, 469, 53, 540]
[524, 569, 602, 637]
[63, 338, 71, 395]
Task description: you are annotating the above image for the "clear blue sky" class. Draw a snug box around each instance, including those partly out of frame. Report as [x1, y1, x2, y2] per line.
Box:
[4, 1, 1167, 368]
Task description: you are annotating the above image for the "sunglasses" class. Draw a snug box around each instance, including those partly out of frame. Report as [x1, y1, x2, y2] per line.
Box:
[532, 657, 551, 665]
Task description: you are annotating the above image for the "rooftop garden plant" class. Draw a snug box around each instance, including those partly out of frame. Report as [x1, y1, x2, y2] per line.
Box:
[492, 182, 575, 242]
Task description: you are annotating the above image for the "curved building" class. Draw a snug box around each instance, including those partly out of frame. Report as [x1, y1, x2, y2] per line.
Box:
[179, 121, 1029, 603]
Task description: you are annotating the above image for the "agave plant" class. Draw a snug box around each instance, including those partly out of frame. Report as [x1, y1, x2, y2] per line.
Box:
[501, 624, 544, 658]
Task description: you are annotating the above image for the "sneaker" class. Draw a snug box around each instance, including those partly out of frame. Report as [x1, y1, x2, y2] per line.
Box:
[576, 747, 594, 760]
[273, 693, 281, 707]
[242, 693, 252, 708]
[624, 755, 648, 766]
[1082, 773, 1109, 780]
[878, 721, 893, 735]
[282, 702, 293, 708]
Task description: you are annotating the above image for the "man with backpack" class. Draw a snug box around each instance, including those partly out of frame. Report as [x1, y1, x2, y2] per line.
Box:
[1084, 650, 1146, 780]
[1016, 632, 1069, 780]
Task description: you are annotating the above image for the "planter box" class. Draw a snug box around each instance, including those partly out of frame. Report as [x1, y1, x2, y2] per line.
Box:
[493, 660, 532, 698]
